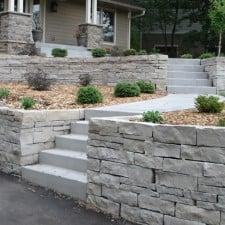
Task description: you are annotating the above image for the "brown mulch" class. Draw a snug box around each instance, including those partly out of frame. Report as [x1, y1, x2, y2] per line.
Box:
[162, 109, 225, 126]
[0, 83, 166, 110]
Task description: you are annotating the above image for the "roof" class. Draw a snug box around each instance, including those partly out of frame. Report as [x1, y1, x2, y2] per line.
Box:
[99, 0, 145, 12]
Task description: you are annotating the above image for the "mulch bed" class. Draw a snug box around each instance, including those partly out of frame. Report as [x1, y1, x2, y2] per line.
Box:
[0, 83, 166, 110]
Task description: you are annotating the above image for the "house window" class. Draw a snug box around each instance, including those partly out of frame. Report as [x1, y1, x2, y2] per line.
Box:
[0, 0, 4, 11]
[98, 9, 115, 43]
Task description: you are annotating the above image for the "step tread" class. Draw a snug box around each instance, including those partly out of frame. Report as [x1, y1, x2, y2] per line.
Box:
[23, 164, 87, 183]
[41, 149, 87, 160]
[168, 78, 209, 81]
[168, 85, 216, 88]
[56, 134, 88, 141]
[74, 120, 89, 125]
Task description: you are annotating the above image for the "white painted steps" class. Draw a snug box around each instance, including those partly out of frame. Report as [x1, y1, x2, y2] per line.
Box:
[22, 120, 89, 201]
[167, 58, 216, 94]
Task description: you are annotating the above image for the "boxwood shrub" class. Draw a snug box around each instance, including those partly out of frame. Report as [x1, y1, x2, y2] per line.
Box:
[52, 48, 68, 57]
[77, 86, 103, 104]
[143, 111, 164, 123]
[114, 82, 140, 97]
[92, 48, 107, 57]
[123, 49, 137, 56]
[0, 88, 10, 100]
[136, 80, 155, 94]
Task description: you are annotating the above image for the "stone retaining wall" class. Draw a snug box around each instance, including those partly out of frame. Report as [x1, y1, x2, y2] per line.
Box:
[201, 57, 225, 93]
[87, 116, 225, 225]
[0, 54, 168, 90]
[0, 107, 84, 174]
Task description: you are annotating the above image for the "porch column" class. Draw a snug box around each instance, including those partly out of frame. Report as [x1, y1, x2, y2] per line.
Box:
[8, 0, 15, 12]
[17, 0, 24, 13]
[86, 0, 92, 23]
[92, 0, 98, 24]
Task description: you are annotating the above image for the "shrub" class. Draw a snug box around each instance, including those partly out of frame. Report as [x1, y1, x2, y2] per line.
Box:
[79, 73, 92, 86]
[0, 88, 10, 100]
[195, 95, 224, 113]
[25, 68, 54, 91]
[218, 118, 225, 127]
[52, 48, 68, 57]
[110, 46, 123, 57]
[150, 47, 160, 54]
[77, 86, 103, 104]
[181, 53, 193, 59]
[114, 82, 140, 97]
[138, 50, 148, 55]
[20, 97, 36, 109]
[92, 48, 107, 57]
[123, 49, 137, 56]
[143, 111, 164, 123]
[199, 52, 215, 59]
[136, 80, 155, 94]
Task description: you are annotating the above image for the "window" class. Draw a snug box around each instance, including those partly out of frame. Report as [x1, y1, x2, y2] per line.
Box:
[0, 0, 4, 11]
[98, 9, 115, 43]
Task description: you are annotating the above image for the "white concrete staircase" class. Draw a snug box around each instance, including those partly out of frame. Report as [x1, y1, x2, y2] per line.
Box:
[167, 58, 216, 94]
[36, 42, 92, 58]
[22, 121, 89, 201]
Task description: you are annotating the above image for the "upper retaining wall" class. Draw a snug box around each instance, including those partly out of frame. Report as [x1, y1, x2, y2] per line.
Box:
[0, 107, 84, 174]
[202, 57, 225, 93]
[0, 55, 168, 90]
[87, 116, 225, 225]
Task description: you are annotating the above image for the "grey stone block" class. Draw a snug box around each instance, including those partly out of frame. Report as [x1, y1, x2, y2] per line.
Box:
[123, 139, 146, 153]
[87, 158, 100, 172]
[134, 153, 163, 169]
[87, 183, 101, 196]
[164, 215, 206, 225]
[203, 163, 225, 177]
[160, 194, 194, 205]
[152, 142, 181, 158]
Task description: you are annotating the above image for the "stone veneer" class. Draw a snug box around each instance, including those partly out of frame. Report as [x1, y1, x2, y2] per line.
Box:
[0, 55, 168, 90]
[79, 23, 103, 49]
[0, 107, 84, 174]
[0, 12, 34, 55]
[87, 116, 225, 225]
[201, 57, 225, 94]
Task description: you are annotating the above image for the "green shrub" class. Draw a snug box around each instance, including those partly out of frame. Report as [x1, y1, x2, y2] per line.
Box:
[0, 88, 10, 100]
[138, 50, 148, 55]
[77, 86, 103, 104]
[199, 52, 215, 59]
[52, 48, 68, 57]
[181, 53, 193, 59]
[218, 118, 225, 127]
[195, 95, 224, 113]
[123, 49, 137, 56]
[143, 111, 164, 123]
[136, 80, 155, 94]
[150, 47, 160, 54]
[20, 97, 36, 109]
[114, 82, 140, 97]
[92, 48, 107, 57]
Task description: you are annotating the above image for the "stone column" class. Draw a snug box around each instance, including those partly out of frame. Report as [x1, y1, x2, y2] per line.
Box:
[0, 12, 34, 55]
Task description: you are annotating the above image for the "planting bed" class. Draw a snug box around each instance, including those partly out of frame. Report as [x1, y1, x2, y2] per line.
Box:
[0, 83, 165, 110]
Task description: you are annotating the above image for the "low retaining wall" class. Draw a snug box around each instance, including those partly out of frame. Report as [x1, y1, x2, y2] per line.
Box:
[0, 107, 84, 174]
[0, 54, 168, 90]
[202, 57, 225, 93]
[87, 116, 225, 225]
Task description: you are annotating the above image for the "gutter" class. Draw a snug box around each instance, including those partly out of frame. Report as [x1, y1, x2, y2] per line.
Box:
[130, 10, 146, 19]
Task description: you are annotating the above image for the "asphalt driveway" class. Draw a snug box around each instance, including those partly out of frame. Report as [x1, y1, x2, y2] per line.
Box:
[0, 172, 132, 225]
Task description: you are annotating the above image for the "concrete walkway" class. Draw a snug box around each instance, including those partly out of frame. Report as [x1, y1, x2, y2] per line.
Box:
[85, 94, 198, 119]
[0, 173, 133, 225]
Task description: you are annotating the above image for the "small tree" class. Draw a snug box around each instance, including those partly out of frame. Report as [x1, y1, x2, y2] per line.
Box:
[209, 0, 225, 56]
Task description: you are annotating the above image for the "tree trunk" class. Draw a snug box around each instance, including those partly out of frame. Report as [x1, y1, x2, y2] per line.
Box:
[218, 31, 222, 57]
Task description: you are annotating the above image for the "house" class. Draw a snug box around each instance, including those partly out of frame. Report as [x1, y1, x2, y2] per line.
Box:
[0, 0, 145, 55]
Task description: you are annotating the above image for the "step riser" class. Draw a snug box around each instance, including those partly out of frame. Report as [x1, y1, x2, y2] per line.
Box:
[55, 137, 87, 152]
[22, 168, 87, 200]
[168, 79, 212, 86]
[168, 72, 208, 79]
[71, 123, 89, 135]
[167, 86, 217, 94]
[169, 59, 201, 65]
[39, 153, 87, 172]
[168, 65, 204, 72]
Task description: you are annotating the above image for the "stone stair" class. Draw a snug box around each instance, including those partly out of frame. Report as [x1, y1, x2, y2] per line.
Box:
[22, 121, 89, 201]
[167, 58, 216, 94]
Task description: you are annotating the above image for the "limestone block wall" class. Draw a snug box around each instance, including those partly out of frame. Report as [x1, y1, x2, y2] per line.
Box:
[87, 116, 225, 225]
[201, 57, 225, 93]
[0, 55, 168, 90]
[0, 107, 84, 174]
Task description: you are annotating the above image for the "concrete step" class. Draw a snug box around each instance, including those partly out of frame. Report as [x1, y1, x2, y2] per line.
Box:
[39, 149, 87, 172]
[167, 85, 217, 94]
[168, 78, 212, 86]
[168, 65, 204, 72]
[168, 71, 208, 79]
[71, 121, 89, 135]
[55, 134, 88, 152]
[22, 164, 87, 200]
[169, 58, 201, 65]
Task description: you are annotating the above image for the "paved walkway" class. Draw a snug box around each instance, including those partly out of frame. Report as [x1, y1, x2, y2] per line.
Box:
[0, 173, 133, 225]
[86, 94, 198, 118]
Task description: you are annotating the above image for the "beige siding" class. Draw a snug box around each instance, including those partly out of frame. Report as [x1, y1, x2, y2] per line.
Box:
[45, 0, 85, 45]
